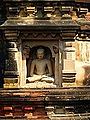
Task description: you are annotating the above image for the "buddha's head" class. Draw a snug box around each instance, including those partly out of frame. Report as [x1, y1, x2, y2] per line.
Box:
[37, 48, 44, 59]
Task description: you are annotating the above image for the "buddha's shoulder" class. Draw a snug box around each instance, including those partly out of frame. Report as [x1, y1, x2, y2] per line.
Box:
[44, 59, 50, 62]
[32, 59, 37, 63]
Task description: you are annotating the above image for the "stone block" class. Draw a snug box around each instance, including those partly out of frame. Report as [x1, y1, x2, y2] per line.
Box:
[63, 59, 75, 72]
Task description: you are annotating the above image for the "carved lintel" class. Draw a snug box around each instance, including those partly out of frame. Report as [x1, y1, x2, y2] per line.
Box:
[42, 33, 47, 37]
[33, 33, 38, 38]
[20, 32, 60, 40]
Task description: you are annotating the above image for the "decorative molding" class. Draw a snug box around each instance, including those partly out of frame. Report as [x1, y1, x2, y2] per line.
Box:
[4, 30, 19, 41]
[20, 32, 61, 40]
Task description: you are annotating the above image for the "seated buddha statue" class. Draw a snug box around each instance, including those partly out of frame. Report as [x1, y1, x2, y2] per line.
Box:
[27, 48, 54, 83]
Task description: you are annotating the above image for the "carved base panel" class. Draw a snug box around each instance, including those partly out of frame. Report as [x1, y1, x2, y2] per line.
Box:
[0, 106, 49, 120]
[0, 105, 90, 120]
[0, 88, 90, 119]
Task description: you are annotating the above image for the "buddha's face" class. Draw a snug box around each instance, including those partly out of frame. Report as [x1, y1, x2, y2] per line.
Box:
[37, 49, 44, 59]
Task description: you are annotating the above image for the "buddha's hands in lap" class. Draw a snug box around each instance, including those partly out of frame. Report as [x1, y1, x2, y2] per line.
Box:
[27, 74, 54, 83]
[41, 75, 54, 83]
[27, 75, 42, 82]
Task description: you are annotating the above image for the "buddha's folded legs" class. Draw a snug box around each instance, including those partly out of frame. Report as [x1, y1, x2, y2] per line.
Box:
[27, 74, 54, 83]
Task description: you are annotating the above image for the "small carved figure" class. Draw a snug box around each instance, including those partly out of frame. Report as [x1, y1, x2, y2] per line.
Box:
[22, 45, 30, 59]
[53, 45, 59, 54]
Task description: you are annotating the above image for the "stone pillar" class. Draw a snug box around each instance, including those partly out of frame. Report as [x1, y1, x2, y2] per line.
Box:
[4, 30, 19, 88]
[0, 31, 4, 88]
[17, 40, 23, 88]
[53, 43, 62, 87]
[21, 56, 27, 87]
[59, 40, 63, 87]
[55, 53, 59, 86]
[53, 45, 59, 86]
